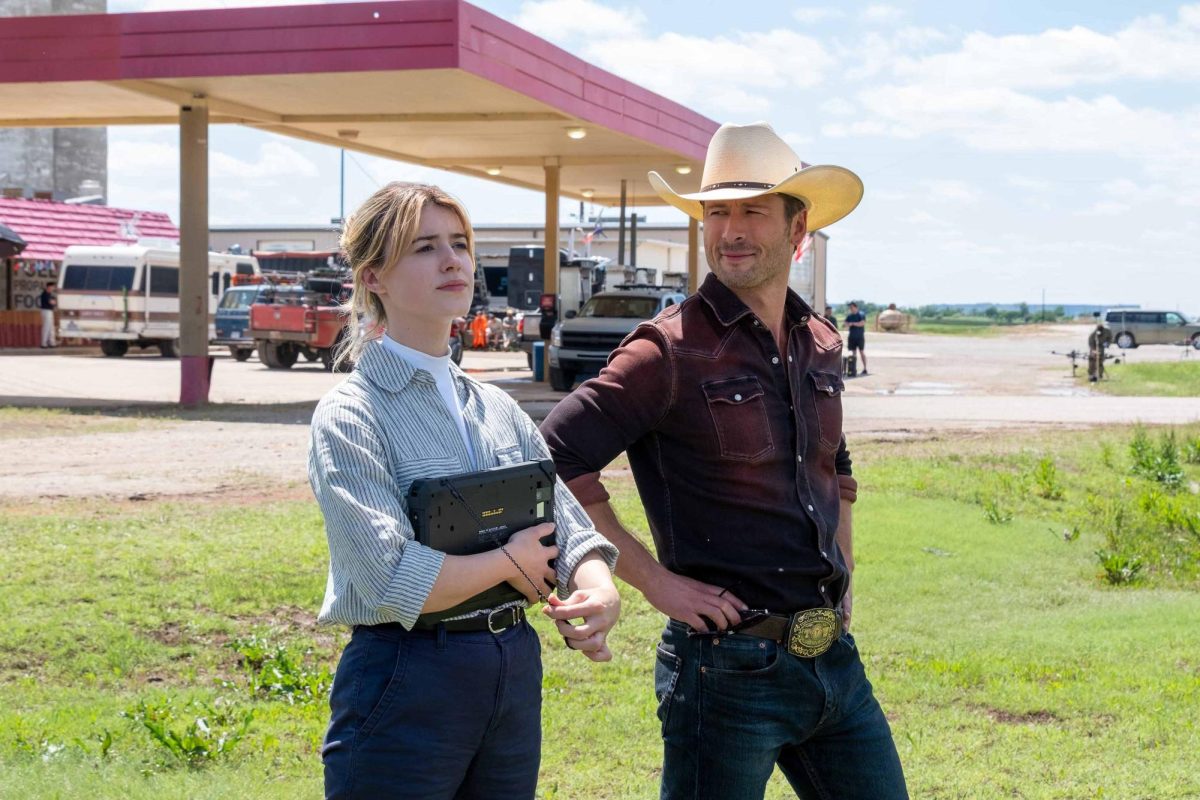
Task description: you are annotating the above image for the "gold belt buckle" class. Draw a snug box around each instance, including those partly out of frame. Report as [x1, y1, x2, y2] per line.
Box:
[785, 608, 840, 658]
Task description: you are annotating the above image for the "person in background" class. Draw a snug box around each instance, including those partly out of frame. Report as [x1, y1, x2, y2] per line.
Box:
[824, 304, 838, 330]
[844, 301, 868, 376]
[469, 308, 489, 350]
[39, 281, 57, 348]
[309, 182, 620, 800]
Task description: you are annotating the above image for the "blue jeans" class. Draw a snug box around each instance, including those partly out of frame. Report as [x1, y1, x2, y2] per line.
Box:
[655, 620, 907, 800]
[322, 621, 542, 800]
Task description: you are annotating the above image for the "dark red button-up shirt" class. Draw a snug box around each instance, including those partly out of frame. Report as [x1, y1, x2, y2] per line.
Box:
[541, 274, 857, 613]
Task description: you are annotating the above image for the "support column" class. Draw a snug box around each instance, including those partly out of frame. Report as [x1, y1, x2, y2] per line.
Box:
[617, 179, 627, 266]
[687, 216, 700, 294]
[179, 99, 211, 406]
[542, 159, 560, 382]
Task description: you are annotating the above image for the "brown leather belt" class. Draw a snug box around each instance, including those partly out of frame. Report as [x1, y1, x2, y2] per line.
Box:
[734, 607, 843, 658]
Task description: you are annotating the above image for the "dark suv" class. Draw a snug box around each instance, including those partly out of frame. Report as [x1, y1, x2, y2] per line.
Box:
[1103, 309, 1200, 349]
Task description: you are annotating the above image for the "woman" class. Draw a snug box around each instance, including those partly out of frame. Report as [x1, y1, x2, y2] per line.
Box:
[309, 182, 620, 800]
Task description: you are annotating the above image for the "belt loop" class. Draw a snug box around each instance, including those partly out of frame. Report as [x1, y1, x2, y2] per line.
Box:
[436, 623, 447, 650]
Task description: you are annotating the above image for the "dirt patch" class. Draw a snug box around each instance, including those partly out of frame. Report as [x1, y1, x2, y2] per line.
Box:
[984, 708, 1061, 725]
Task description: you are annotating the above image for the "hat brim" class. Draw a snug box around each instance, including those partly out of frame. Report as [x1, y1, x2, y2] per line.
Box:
[648, 165, 864, 231]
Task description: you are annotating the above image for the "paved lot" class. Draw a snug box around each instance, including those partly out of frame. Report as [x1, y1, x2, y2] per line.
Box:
[1, 326, 1196, 499]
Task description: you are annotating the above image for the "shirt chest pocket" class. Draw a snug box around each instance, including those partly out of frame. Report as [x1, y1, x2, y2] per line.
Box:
[809, 371, 844, 451]
[701, 375, 774, 462]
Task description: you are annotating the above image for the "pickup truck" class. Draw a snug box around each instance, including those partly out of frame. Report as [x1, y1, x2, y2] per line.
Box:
[249, 279, 466, 372]
[548, 285, 687, 391]
[249, 284, 350, 371]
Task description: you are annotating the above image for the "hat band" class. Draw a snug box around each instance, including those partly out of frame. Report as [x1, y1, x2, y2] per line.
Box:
[700, 181, 774, 192]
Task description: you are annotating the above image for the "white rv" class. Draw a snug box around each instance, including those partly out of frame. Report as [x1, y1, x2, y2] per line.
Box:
[57, 245, 260, 357]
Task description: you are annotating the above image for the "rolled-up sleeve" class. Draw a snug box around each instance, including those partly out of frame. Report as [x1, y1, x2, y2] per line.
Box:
[309, 394, 445, 629]
[541, 324, 675, 507]
[516, 412, 618, 596]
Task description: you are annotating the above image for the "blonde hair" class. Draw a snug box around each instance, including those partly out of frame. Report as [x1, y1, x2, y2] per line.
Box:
[335, 182, 474, 368]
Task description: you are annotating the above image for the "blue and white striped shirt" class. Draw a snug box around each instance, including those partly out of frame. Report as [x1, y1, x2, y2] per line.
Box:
[309, 338, 618, 629]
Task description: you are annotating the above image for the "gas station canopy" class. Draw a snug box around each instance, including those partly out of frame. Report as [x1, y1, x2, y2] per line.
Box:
[0, 0, 718, 404]
[0, 0, 718, 206]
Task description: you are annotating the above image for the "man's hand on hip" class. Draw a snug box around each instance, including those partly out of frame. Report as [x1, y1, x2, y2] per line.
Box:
[644, 571, 745, 632]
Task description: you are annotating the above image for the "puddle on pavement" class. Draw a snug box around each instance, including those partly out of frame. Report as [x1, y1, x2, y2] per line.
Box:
[880, 381, 961, 396]
[1039, 387, 1092, 397]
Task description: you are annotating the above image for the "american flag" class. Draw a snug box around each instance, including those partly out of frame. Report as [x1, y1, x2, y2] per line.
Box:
[793, 233, 812, 263]
[583, 217, 605, 244]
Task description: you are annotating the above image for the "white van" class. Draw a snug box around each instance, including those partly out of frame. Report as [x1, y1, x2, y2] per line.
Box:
[57, 245, 260, 357]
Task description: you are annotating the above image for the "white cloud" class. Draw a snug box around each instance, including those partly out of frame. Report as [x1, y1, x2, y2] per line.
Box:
[781, 131, 813, 148]
[904, 210, 950, 227]
[792, 6, 843, 24]
[211, 141, 319, 181]
[860, 4, 905, 25]
[576, 29, 835, 114]
[922, 180, 980, 204]
[514, 0, 836, 114]
[840, 27, 947, 81]
[110, 140, 178, 176]
[1007, 175, 1053, 192]
[891, 8, 1200, 91]
[515, 0, 645, 41]
[820, 98, 856, 116]
[853, 85, 1200, 174]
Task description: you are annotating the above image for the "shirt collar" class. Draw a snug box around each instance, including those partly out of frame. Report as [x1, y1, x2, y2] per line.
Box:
[355, 337, 472, 395]
[697, 272, 816, 329]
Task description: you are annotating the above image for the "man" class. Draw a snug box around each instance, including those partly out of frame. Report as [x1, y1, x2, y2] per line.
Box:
[824, 304, 837, 329]
[844, 301, 867, 375]
[541, 122, 907, 799]
[1087, 313, 1112, 382]
[38, 281, 57, 348]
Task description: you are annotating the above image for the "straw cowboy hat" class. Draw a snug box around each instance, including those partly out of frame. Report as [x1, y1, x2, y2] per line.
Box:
[649, 121, 864, 231]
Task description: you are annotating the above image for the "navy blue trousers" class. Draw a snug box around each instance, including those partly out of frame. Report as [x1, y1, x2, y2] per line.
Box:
[323, 621, 542, 800]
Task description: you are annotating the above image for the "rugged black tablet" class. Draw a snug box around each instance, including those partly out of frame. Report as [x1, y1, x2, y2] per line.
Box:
[408, 459, 556, 618]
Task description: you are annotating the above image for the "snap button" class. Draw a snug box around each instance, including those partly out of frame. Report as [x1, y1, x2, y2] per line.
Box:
[806, 504, 814, 512]
[788, 355, 793, 362]
[771, 356, 780, 365]
[734, 393, 742, 401]
[797, 455, 803, 462]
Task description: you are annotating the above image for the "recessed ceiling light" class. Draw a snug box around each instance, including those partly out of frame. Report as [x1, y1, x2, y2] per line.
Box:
[581, 188, 595, 198]
[566, 127, 587, 140]
[674, 164, 692, 175]
[485, 166, 502, 176]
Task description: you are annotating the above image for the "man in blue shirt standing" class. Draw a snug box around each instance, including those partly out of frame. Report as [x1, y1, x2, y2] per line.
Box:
[844, 301, 867, 376]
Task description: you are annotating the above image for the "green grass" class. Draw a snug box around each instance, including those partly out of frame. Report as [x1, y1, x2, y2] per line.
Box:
[2, 425, 1199, 798]
[0, 407, 155, 439]
[908, 316, 1008, 337]
[1085, 359, 1200, 397]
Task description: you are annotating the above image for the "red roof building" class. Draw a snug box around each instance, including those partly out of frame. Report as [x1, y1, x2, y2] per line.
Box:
[0, 198, 179, 262]
[1, 198, 179, 345]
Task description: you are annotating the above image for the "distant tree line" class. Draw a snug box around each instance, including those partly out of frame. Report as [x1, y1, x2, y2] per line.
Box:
[830, 302, 1074, 325]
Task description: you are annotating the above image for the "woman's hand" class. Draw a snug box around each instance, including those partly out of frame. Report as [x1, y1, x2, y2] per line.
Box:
[543, 582, 621, 662]
[502, 523, 558, 604]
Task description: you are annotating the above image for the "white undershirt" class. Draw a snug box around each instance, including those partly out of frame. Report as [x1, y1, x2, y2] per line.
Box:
[379, 336, 476, 467]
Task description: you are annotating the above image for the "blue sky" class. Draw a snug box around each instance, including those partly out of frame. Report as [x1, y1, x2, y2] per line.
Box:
[105, 0, 1200, 313]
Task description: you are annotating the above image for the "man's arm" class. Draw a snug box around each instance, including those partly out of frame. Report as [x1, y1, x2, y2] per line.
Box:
[835, 498, 854, 632]
[580, 500, 745, 631]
